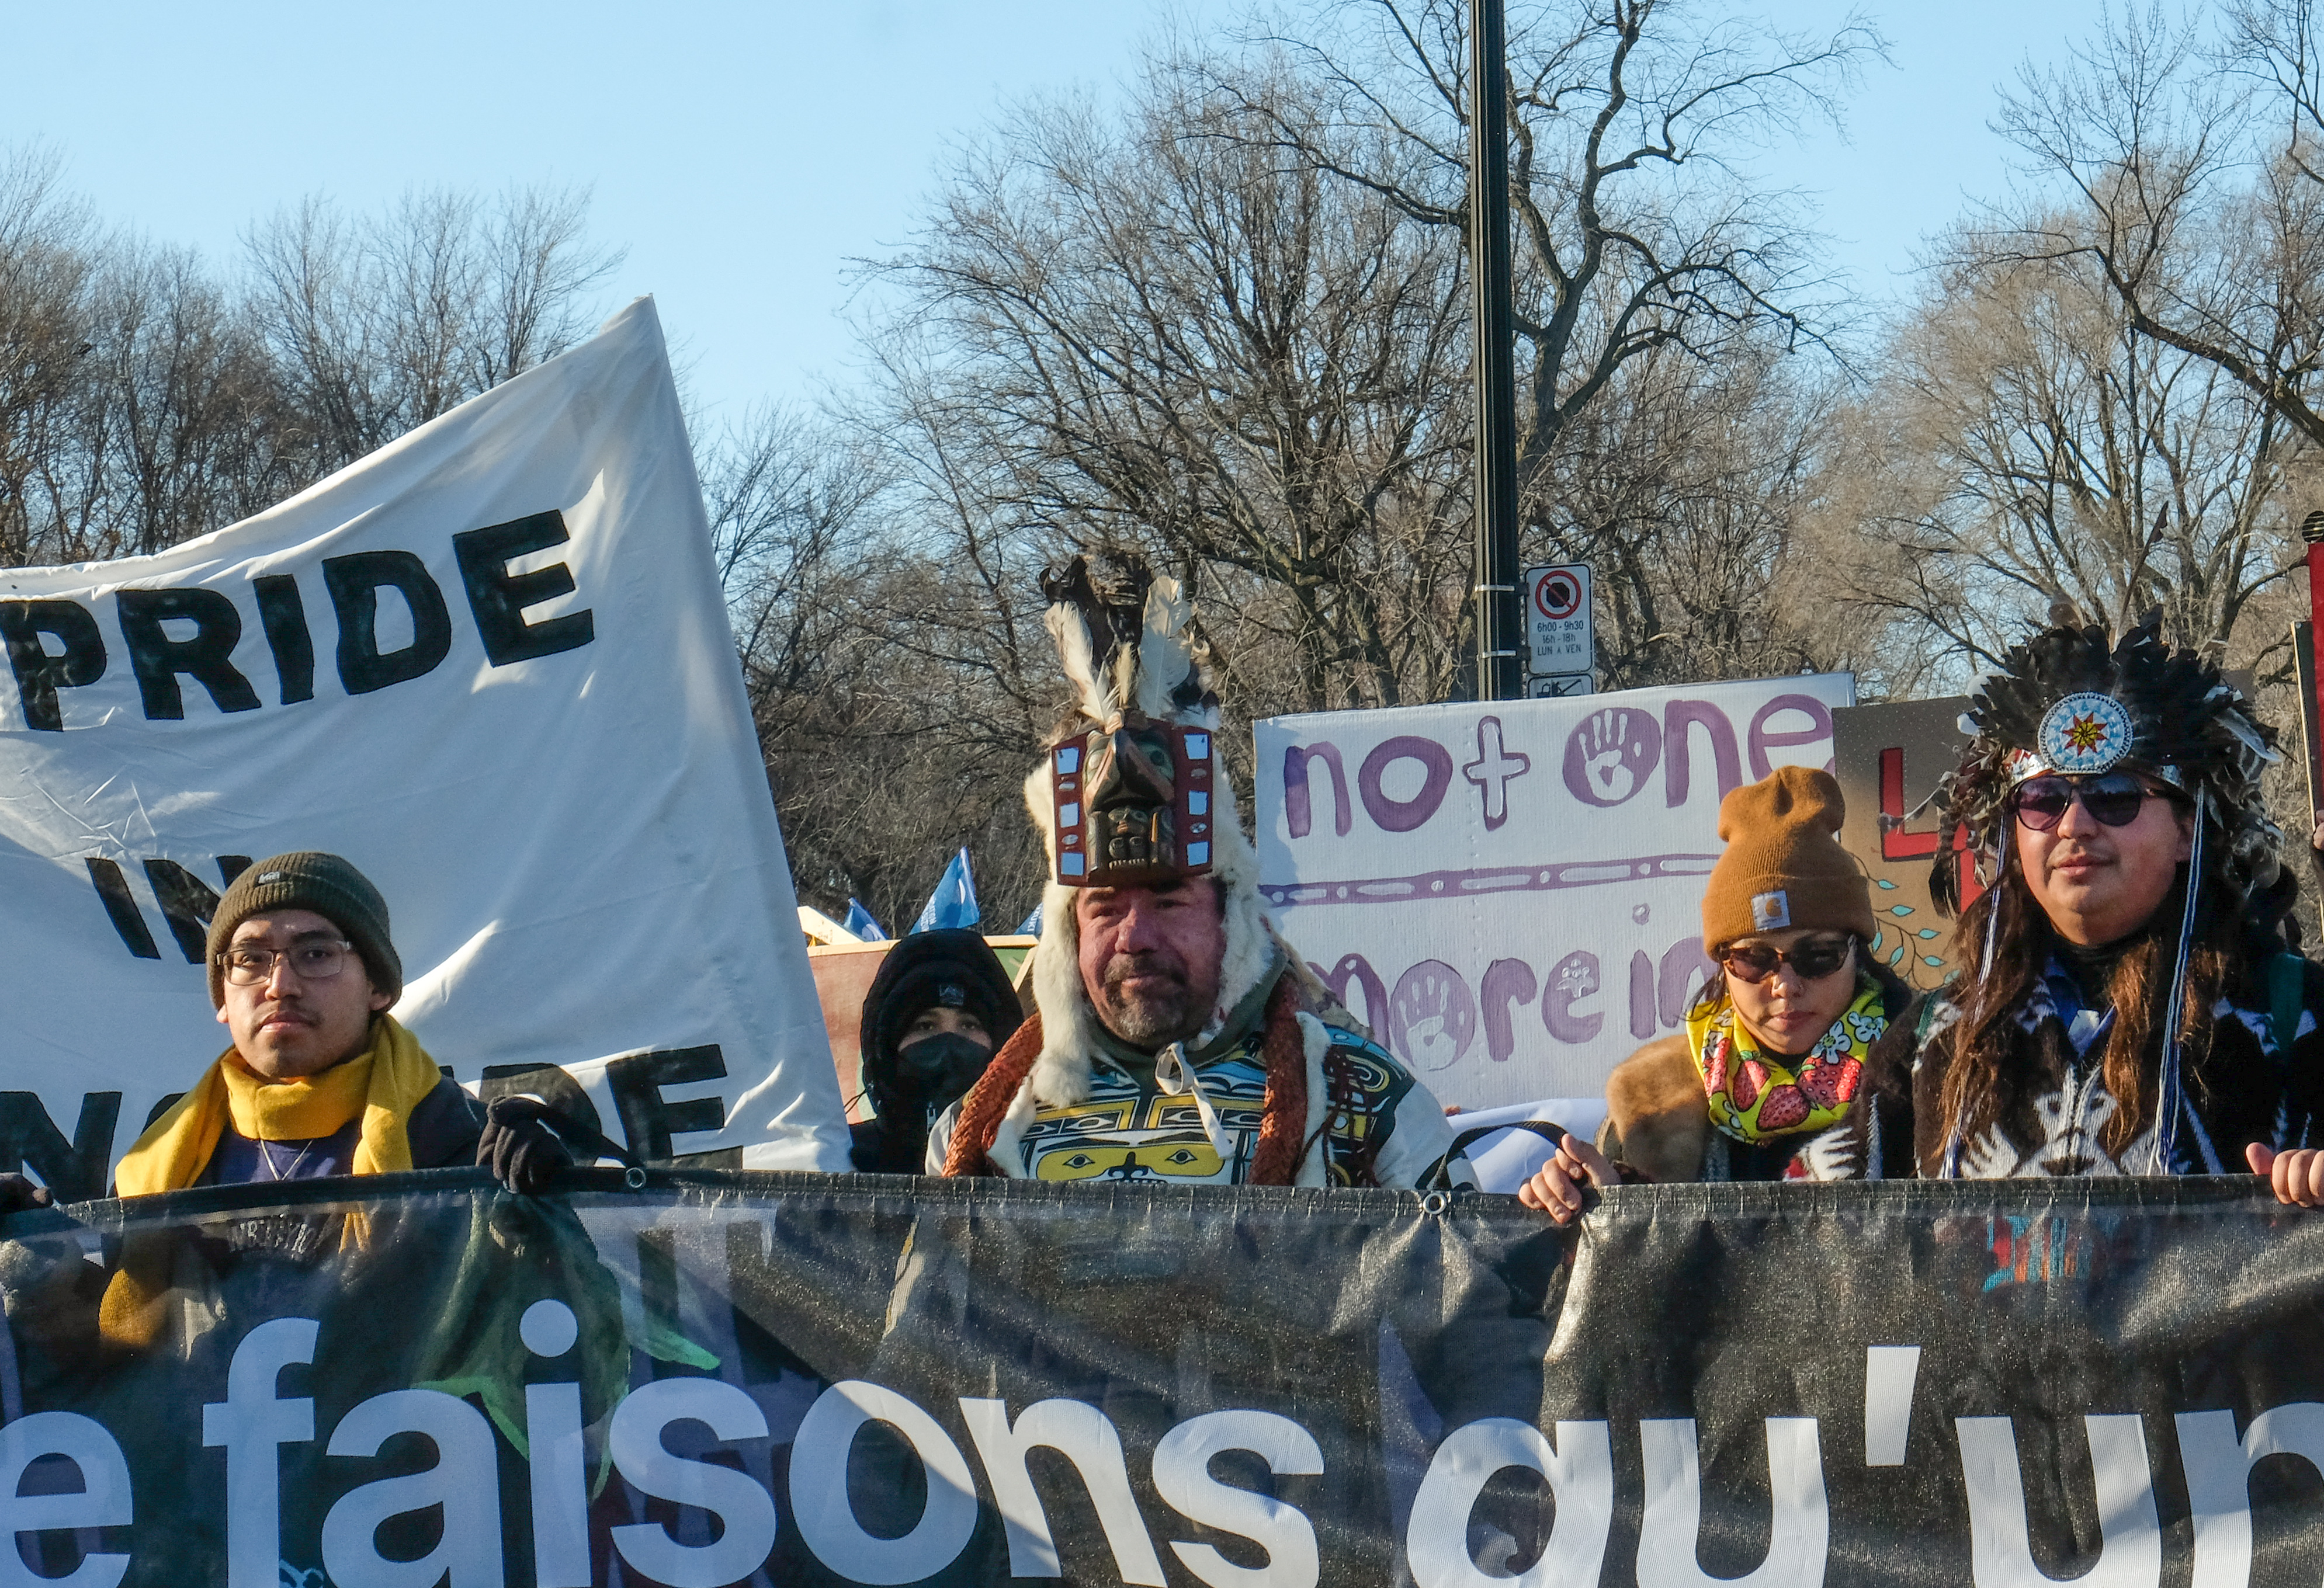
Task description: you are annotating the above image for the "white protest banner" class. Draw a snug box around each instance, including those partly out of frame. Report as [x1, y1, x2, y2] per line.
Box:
[1255, 675, 1857, 1109]
[0, 299, 851, 1190]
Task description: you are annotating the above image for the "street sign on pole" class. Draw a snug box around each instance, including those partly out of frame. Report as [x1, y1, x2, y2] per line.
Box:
[1524, 564, 1593, 682]
[1469, 0, 1521, 701]
[1526, 672, 1594, 699]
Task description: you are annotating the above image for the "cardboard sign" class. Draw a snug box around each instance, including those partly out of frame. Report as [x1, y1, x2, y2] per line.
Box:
[1254, 674, 1856, 1108]
[2298, 621, 2323, 830]
[1830, 698, 1975, 990]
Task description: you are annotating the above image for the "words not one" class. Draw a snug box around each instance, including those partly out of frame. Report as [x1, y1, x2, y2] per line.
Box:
[0, 510, 594, 732]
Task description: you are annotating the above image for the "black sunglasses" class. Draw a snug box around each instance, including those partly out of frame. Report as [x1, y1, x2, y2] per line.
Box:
[1720, 937, 1853, 985]
[2010, 773, 2174, 833]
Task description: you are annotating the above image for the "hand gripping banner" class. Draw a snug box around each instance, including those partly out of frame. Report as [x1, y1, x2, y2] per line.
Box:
[2, 1175, 2322, 1586]
[0, 300, 851, 1180]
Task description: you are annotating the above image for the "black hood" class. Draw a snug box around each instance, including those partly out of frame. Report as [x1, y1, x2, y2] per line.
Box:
[857, 929, 1025, 1118]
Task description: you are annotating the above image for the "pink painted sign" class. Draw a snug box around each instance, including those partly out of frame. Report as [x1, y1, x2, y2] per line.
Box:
[1255, 674, 1858, 1108]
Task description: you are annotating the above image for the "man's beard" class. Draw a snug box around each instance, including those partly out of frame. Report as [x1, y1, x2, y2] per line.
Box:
[1095, 954, 1212, 1048]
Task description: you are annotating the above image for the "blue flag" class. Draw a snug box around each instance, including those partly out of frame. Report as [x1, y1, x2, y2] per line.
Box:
[911, 849, 980, 933]
[1015, 902, 1043, 936]
[842, 898, 887, 942]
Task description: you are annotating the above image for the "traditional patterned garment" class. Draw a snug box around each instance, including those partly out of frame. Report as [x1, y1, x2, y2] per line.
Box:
[950, 553, 1469, 1191]
[982, 1021, 1437, 1187]
[1685, 974, 1884, 1144]
[930, 962, 1466, 1190]
[1794, 956, 2324, 1180]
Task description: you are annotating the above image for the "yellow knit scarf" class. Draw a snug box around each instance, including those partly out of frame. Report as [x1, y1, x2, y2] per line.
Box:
[114, 1014, 442, 1195]
[1684, 973, 1885, 1145]
[102, 1016, 443, 1349]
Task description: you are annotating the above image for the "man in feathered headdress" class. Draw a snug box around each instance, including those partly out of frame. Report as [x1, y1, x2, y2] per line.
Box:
[930, 555, 1470, 1189]
[1801, 610, 2324, 1199]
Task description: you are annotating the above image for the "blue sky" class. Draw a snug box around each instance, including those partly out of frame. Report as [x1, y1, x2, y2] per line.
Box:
[4, 0, 2116, 425]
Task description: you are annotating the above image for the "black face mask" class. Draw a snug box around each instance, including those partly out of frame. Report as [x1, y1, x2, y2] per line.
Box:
[893, 1032, 994, 1124]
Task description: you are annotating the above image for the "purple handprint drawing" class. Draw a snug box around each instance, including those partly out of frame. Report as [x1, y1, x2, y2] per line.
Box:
[1560, 706, 1662, 807]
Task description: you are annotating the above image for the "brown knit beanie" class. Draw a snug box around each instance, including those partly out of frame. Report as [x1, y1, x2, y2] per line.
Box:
[203, 852, 402, 1008]
[1699, 767, 1876, 951]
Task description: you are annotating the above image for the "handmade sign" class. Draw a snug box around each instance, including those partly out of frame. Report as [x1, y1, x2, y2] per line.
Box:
[1830, 697, 1975, 991]
[0, 301, 851, 1185]
[1254, 676, 1855, 1107]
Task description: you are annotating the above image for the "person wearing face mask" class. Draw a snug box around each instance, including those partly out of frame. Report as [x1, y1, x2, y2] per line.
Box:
[1519, 767, 1912, 1221]
[849, 929, 1024, 1174]
[1799, 613, 2324, 1192]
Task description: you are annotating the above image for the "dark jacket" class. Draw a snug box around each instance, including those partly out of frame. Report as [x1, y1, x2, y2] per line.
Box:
[1598, 961, 1913, 1183]
[850, 930, 1024, 1173]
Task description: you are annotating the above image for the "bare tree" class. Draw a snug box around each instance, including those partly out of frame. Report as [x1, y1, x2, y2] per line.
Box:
[83, 242, 300, 555]
[244, 185, 623, 474]
[1827, 232, 2299, 684]
[693, 400, 1048, 931]
[0, 145, 95, 566]
[872, 48, 1476, 714]
[1552, 338, 1881, 689]
[705, 404, 879, 731]
[1234, 0, 1882, 679]
[1, 165, 626, 571]
[1986, 3, 2324, 456]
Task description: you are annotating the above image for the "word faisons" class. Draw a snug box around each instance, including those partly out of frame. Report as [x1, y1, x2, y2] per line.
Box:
[0, 510, 592, 732]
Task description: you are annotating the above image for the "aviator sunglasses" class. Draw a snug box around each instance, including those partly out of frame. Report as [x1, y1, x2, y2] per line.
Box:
[1719, 937, 1852, 985]
[2009, 773, 2174, 833]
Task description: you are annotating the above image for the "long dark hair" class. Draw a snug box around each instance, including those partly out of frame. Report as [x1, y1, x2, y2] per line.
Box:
[1934, 842, 2254, 1165]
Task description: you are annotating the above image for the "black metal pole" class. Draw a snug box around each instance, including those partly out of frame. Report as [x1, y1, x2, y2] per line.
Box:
[1469, 0, 1521, 701]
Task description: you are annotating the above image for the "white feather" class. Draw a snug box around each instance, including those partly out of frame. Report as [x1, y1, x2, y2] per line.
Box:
[1135, 575, 1197, 720]
[1044, 603, 1112, 724]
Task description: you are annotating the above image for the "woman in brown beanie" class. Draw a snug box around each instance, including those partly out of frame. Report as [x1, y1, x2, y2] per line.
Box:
[1520, 766, 1912, 1219]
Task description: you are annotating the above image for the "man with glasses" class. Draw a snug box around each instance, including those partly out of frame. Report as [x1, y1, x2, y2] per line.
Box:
[60, 852, 567, 1198]
[1805, 614, 2324, 1196]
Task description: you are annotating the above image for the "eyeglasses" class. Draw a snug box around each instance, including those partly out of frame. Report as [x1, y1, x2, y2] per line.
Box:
[2010, 773, 2173, 833]
[1719, 937, 1853, 985]
[219, 939, 356, 986]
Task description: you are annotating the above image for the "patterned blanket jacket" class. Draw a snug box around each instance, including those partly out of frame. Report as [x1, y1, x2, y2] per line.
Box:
[1796, 954, 2324, 1180]
[926, 967, 1468, 1190]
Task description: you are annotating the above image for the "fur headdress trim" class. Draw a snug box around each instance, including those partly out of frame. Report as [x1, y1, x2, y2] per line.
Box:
[1023, 552, 1279, 1097]
[1023, 765, 1277, 1104]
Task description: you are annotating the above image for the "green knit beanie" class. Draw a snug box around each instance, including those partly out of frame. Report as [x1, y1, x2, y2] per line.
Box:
[204, 852, 402, 1009]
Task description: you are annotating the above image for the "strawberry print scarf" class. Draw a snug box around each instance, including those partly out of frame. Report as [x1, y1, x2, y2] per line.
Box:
[1685, 973, 1884, 1144]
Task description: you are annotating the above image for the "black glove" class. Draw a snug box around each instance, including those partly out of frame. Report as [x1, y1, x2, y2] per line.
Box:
[0, 1175, 53, 1216]
[478, 1096, 577, 1196]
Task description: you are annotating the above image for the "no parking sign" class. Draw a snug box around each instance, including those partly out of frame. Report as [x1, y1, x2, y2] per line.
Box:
[1525, 563, 1593, 686]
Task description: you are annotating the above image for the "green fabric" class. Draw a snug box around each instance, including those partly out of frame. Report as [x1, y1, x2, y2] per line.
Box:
[409, 1191, 714, 1469]
[2270, 952, 2306, 1057]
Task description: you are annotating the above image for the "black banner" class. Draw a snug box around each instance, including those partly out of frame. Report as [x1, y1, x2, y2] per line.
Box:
[1, 1171, 2320, 1586]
